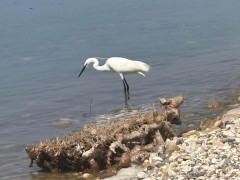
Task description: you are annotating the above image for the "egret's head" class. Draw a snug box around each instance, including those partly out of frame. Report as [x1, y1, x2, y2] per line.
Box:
[78, 58, 97, 78]
[84, 58, 94, 67]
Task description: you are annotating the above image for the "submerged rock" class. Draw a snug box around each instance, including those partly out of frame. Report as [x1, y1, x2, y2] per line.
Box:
[199, 118, 214, 130]
[237, 96, 240, 103]
[207, 101, 220, 108]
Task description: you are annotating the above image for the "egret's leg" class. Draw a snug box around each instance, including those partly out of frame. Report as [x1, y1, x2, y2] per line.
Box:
[124, 78, 130, 100]
[119, 73, 129, 108]
[122, 80, 127, 96]
[122, 80, 128, 108]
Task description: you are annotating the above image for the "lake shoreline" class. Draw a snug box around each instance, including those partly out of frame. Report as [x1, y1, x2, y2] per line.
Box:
[104, 105, 240, 180]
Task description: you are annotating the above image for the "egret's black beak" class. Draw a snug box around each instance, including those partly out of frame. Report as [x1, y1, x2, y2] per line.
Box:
[78, 65, 87, 78]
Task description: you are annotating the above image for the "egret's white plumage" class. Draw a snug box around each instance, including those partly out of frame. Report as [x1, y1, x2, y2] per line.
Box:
[78, 57, 150, 106]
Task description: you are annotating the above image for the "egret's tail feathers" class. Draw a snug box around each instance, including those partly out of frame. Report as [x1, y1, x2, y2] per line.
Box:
[138, 72, 146, 77]
[135, 61, 150, 72]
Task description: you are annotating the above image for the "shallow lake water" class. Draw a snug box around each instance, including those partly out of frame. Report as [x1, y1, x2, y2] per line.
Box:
[0, 0, 240, 179]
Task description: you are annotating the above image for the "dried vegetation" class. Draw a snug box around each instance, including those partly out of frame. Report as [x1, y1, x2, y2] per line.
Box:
[26, 94, 183, 173]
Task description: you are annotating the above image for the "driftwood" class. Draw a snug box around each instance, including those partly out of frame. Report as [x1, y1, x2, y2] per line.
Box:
[25, 94, 183, 173]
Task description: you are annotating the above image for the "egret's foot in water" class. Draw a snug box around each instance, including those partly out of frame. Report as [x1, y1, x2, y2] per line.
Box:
[124, 96, 129, 109]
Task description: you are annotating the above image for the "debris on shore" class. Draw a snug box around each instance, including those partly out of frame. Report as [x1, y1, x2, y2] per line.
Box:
[25, 94, 184, 173]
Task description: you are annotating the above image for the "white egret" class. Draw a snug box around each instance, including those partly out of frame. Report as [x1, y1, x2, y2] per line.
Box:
[78, 57, 150, 106]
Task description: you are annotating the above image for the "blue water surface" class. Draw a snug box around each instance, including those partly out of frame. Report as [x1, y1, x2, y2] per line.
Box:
[0, 0, 240, 179]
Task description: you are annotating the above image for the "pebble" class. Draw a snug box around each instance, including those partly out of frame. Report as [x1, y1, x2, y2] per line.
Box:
[137, 172, 148, 180]
[223, 131, 235, 137]
[136, 107, 240, 180]
[176, 137, 184, 145]
[207, 101, 220, 108]
[237, 96, 240, 103]
[180, 155, 191, 161]
[212, 140, 224, 147]
[152, 156, 163, 162]
[147, 165, 154, 171]
[169, 151, 180, 161]
[181, 130, 199, 138]
[82, 173, 92, 178]
[211, 158, 216, 164]
[130, 177, 138, 180]
[56, 118, 70, 126]
[214, 120, 222, 127]
[165, 144, 180, 154]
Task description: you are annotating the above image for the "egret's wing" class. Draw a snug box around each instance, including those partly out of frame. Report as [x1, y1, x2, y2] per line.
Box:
[107, 57, 150, 74]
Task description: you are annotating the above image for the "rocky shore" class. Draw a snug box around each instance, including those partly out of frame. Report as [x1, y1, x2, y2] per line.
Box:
[105, 107, 240, 180]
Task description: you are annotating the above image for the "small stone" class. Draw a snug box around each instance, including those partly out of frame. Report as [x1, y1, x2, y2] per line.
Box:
[200, 118, 215, 130]
[176, 137, 184, 145]
[221, 144, 231, 150]
[237, 96, 240, 103]
[192, 170, 206, 177]
[156, 177, 162, 180]
[169, 161, 178, 168]
[152, 156, 163, 162]
[137, 172, 148, 180]
[169, 151, 180, 161]
[207, 101, 220, 108]
[168, 169, 176, 177]
[177, 158, 183, 163]
[235, 138, 240, 143]
[161, 165, 168, 173]
[221, 154, 228, 158]
[222, 131, 235, 137]
[165, 140, 180, 154]
[154, 161, 163, 168]
[153, 167, 159, 173]
[162, 172, 169, 179]
[214, 120, 223, 128]
[182, 166, 192, 173]
[57, 118, 70, 126]
[211, 158, 217, 164]
[195, 143, 201, 148]
[221, 138, 235, 143]
[147, 165, 154, 171]
[196, 139, 204, 144]
[178, 175, 188, 180]
[188, 160, 195, 167]
[142, 160, 149, 171]
[212, 140, 224, 147]
[182, 130, 199, 138]
[220, 159, 231, 167]
[142, 178, 152, 180]
[82, 173, 92, 178]
[180, 155, 191, 161]
[233, 156, 239, 161]
[226, 124, 232, 129]
[130, 177, 138, 180]
[225, 108, 240, 116]
[208, 170, 215, 177]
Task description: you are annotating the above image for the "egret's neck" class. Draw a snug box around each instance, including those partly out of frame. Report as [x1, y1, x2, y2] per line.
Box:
[90, 58, 109, 71]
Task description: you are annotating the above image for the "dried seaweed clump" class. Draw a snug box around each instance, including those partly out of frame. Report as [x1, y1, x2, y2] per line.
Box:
[26, 94, 183, 172]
